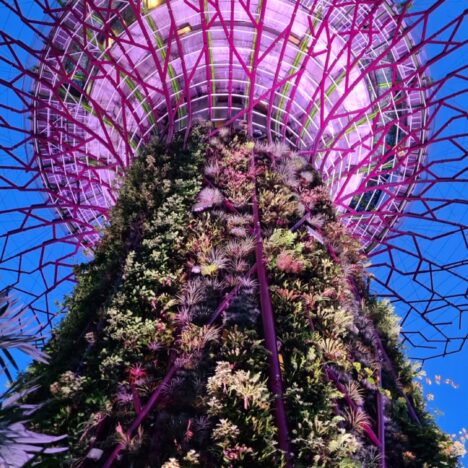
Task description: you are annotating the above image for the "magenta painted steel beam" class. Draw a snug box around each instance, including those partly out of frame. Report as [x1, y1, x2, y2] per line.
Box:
[251, 151, 292, 463]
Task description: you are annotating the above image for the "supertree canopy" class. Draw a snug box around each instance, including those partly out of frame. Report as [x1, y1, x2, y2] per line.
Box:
[0, 0, 466, 360]
[0, 0, 466, 466]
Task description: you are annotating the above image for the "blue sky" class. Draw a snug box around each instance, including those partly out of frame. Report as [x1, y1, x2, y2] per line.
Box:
[0, 0, 466, 462]
[393, 1, 468, 460]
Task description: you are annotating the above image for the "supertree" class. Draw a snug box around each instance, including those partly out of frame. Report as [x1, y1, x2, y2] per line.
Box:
[0, 0, 466, 466]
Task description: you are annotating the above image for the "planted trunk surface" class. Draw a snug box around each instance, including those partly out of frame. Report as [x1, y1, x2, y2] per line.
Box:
[23, 127, 459, 467]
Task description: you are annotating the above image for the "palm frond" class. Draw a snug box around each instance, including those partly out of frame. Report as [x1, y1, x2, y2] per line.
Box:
[0, 295, 47, 382]
[0, 422, 66, 467]
[0, 384, 67, 467]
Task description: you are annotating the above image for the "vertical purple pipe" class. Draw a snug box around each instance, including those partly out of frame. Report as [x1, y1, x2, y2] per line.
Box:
[103, 365, 178, 468]
[250, 151, 292, 465]
[377, 367, 386, 468]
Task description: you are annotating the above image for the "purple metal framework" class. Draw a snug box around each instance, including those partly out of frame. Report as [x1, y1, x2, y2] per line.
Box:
[0, 0, 466, 361]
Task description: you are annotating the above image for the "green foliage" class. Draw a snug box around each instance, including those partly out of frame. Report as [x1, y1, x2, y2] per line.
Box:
[20, 127, 461, 467]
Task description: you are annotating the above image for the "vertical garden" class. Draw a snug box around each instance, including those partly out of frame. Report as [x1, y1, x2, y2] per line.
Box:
[20, 126, 460, 467]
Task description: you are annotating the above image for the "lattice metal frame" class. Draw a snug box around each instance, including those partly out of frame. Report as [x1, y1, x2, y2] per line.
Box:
[0, 0, 466, 360]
